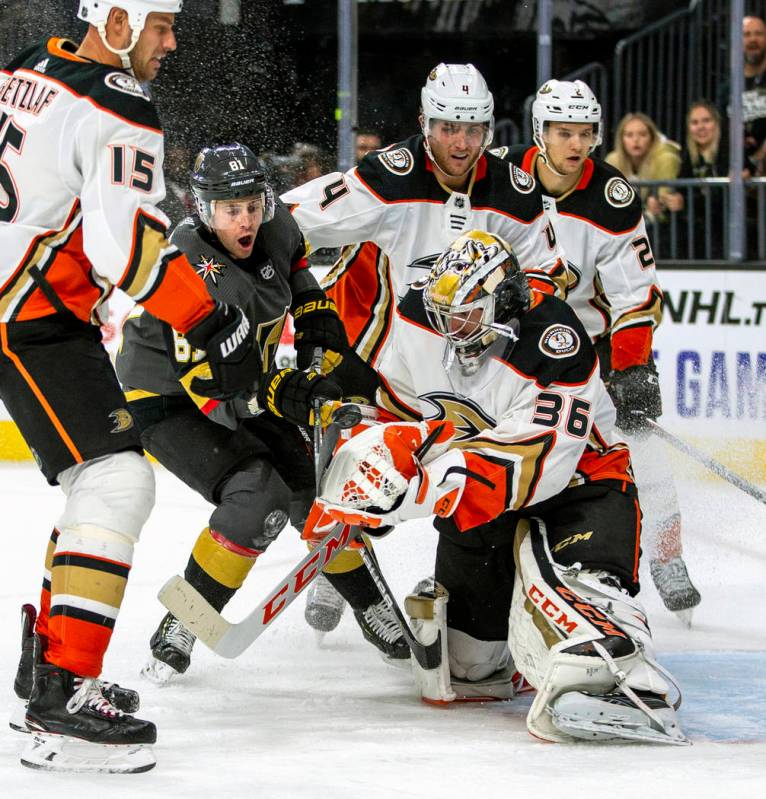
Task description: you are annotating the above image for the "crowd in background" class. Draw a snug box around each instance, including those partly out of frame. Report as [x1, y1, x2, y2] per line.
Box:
[158, 14, 766, 263]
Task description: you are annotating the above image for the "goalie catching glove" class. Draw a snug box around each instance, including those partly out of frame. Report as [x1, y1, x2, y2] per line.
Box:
[292, 290, 348, 370]
[305, 421, 467, 534]
[180, 302, 262, 399]
[258, 366, 342, 427]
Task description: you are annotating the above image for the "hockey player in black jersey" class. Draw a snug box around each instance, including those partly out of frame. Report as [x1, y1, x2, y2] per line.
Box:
[116, 142, 410, 683]
[496, 80, 701, 621]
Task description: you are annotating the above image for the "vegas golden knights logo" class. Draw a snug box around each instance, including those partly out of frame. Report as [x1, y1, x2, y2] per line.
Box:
[256, 313, 288, 373]
[420, 392, 495, 442]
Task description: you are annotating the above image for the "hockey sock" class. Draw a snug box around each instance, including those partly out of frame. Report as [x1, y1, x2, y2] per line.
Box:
[35, 527, 59, 644]
[46, 526, 133, 677]
[654, 513, 682, 562]
[185, 527, 260, 612]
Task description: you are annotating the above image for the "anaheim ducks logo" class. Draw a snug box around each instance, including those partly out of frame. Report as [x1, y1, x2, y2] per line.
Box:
[510, 164, 535, 194]
[195, 255, 226, 284]
[605, 177, 634, 208]
[104, 71, 149, 100]
[539, 324, 580, 359]
[109, 409, 134, 434]
[378, 147, 414, 176]
[420, 393, 495, 442]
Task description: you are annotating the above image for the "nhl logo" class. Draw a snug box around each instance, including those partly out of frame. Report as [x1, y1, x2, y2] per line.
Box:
[539, 324, 580, 359]
[260, 262, 275, 280]
[605, 177, 635, 208]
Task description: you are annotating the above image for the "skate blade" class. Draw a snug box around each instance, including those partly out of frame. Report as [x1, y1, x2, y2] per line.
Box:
[21, 732, 156, 773]
[551, 711, 690, 746]
[379, 651, 412, 671]
[9, 698, 30, 734]
[140, 656, 181, 685]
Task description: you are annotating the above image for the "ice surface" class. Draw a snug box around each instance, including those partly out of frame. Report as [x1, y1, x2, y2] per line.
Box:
[1, 463, 765, 798]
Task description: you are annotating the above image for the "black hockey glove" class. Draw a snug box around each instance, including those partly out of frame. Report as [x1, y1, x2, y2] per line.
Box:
[292, 290, 348, 370]
[607, 364, 662, 434]
[258, 367, 343, 427]
[183, 302, 262, 399]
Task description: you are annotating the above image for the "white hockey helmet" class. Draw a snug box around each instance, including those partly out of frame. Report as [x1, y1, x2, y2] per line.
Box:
[420, 63, 495, 174]
[78, 1, 182, 69]
[532, 79, 602, 157]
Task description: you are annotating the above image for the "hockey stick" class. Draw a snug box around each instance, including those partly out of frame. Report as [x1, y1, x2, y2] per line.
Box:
[158, 521, 357, 658]
[647, 420, 766, 507]
[157, 405, 364, 658]
[355, 542, 442, 670]
[311, 347, 324, 494]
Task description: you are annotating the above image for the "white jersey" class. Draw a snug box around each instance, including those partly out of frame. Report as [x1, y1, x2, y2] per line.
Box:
[500, 146, 662, 370]
[375, 287, 631, 533]
[282, 133, 568, 366]
[0, 38, 210, 331]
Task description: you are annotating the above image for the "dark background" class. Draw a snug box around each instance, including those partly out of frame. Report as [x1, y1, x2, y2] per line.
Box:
[1, 0, 685, 159]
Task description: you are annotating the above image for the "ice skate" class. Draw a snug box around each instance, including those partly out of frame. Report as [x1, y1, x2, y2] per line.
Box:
[11, 604, 139, 733]
[141, 612, 197, 685]
[650, 556, 701, 625]
[22, 651, 156, 773]
[304, 573, 346, 641]
[452, 664, 518, 702]
[353, 599, 410, 665]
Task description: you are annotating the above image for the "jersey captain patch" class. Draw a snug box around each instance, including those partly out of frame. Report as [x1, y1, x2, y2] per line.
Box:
[378, 147, 414, 176]
[510, 164, 535, 194]
[195, 255, 226, 284]
[539, 324, 580, 359]
[604, 176, 634, 208]
[104, 71, 149, 100]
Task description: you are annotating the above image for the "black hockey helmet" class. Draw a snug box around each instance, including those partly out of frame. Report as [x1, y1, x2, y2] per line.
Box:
[190, 142, 275, 227]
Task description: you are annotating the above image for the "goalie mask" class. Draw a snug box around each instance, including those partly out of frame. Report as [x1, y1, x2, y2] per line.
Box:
[78, 1, 183, 70]
[532, 80, 602, 172]
[190, 143, 275, 231]
[423, 230, 529, 375]
[420, 63, 495, 177]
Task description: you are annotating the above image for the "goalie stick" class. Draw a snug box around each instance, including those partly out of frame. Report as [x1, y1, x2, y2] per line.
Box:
[647, 420, 766, 507]
[157, 403, 365, 658]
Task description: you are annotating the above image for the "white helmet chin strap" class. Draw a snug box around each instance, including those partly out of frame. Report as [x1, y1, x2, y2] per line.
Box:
[536, 143, 571, 179]
[95, 20, 141, 72]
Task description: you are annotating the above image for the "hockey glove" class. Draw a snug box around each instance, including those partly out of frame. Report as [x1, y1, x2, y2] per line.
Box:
[182, 303, 262, 399]
[258, 367, 343, 427]
[314, 421, 466, 529]
[292, 290, 348, 370]
[607, 364, 662, 434]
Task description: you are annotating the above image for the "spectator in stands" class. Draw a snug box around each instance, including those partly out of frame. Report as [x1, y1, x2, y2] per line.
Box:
[742, 15, 766, 174]
[664, 101, 726, 258]
[291, 142, 330, 186]
[162, 143, 195, 223]
[606, 112, 681, 223]
[355, 129, 383, 162]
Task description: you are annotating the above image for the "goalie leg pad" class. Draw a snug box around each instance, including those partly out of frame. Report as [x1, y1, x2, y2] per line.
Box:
[508, 518, 685, 744]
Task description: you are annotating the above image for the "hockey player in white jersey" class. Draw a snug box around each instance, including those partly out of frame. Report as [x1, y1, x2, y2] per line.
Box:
[304, 231, 688, 745]
[0, 1, 263, 773]
[286, 62, 569, 634]
[496, 80, 700, 619]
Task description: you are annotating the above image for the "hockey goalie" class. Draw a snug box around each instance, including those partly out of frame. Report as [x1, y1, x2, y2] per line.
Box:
[304, 230, 688, 745]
